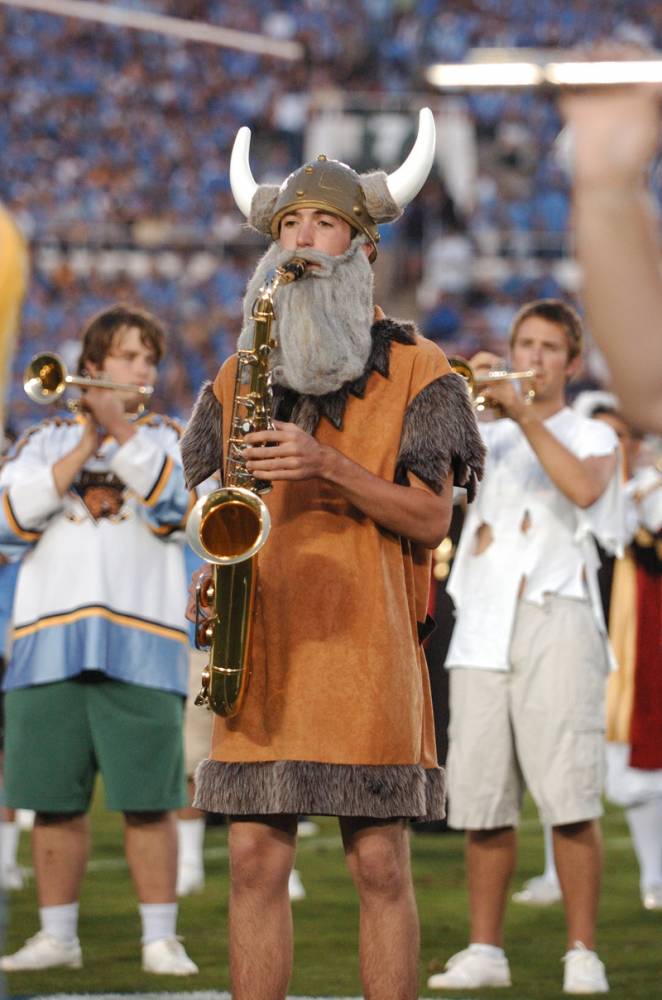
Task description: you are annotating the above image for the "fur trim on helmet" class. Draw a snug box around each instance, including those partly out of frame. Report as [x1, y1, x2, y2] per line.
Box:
[360, 171, 403, 225]
[395, 372, 486, 501]
[193, 758, 446, 821]
[180, 381, 223, 488]
[248, 184, 279, 236]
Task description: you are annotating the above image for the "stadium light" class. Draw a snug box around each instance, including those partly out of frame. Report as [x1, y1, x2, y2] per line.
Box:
[426, 47, 662, 89]
[0, 0, 304, 61]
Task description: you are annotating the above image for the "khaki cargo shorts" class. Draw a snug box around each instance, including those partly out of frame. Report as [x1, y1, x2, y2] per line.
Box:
[447, 595, 609, 830]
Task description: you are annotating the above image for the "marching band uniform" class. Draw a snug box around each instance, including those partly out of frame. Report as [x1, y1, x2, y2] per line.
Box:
[0, 413, 190, 695]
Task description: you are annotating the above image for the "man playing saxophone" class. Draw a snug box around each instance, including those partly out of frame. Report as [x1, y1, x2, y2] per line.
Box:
[182, 111, 485, 1000]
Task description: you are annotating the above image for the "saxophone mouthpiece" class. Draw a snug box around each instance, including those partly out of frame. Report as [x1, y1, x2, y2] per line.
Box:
[282, 257, 308, 281]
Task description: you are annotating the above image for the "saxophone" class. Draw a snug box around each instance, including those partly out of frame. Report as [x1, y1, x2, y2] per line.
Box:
[186, 257, 307, 716]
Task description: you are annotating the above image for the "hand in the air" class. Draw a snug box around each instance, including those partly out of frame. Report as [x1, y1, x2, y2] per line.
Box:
[559, 44, 662, 188]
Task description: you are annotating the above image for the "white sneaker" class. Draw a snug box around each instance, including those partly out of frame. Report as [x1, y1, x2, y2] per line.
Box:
[427, 946, 511, 989]
[512, 874, 562, 905]
[0, 863, 25, 891]
[563, 942, 609, 994]
[297, 819, 319, 838]
[0, 930, 82, 971]
[176, 862, 205, 896]
[142, 936, 198, 975]
[642, 883, 662, 910]
[16, 809, 35, 831]
[288, 869, 306, 901]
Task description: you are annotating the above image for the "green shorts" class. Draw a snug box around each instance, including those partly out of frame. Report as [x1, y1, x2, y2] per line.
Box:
[4, 673, 186, 813]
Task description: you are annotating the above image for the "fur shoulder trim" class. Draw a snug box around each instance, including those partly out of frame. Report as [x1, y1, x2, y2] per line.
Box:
[273, 317, 416, 434]
[396, 372, 486, 500]
[180, 382, 223, 489]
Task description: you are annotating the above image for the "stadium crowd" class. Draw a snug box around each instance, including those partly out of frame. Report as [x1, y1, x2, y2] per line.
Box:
[2, 0, 662, 432]
[0, 2, 661, 993]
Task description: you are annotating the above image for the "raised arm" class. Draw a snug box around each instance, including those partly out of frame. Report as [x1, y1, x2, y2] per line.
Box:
[481, 378, 617, 508]
[561, 84, 662, 433]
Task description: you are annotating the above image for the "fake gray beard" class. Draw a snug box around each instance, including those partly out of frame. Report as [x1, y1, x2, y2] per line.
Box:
[237, 237, 374, 396]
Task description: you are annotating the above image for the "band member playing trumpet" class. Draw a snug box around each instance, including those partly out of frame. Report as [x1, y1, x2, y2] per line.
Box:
[429, 299, 625, 995]
[181, 111, 485, 1000]
[0, 306, 198, 976]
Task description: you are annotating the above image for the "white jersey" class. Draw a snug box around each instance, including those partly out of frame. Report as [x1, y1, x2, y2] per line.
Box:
[0, 413, 191, 693]
[446, 407, 626, 671]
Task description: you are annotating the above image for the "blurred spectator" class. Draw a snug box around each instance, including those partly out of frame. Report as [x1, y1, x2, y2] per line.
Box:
[2, 1, 661, 430]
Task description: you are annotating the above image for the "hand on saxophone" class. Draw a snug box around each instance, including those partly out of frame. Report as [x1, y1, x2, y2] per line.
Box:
[243, 420, 327, 481]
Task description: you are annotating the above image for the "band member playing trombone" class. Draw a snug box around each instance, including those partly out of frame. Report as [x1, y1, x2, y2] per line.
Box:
[0, 305, 198, 976]
[429, 299, 625, 995]
[181, 111, 484, 1000]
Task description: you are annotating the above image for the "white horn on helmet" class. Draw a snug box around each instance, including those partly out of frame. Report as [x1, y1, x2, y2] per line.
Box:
[385, 107, 436, 209]
[230, 126, 258, 218]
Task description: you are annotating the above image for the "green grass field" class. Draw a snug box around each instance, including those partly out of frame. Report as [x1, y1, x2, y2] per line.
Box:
[2, 789, 661, 999]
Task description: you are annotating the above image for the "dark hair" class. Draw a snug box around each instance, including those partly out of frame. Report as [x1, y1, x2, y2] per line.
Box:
[77, 304, 166, 375]
[509, 299, 583, 362]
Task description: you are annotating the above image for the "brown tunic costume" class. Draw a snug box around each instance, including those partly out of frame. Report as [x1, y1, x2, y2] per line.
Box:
[182, 319, 484, 820]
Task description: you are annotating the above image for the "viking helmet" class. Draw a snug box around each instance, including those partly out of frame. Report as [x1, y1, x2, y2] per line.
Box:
[229, 108, 436, 260]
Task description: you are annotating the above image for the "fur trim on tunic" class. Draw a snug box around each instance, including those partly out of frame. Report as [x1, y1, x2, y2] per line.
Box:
[272, 317, 484, 498]
[180, 319, 484, 500]
[395, 372, 486, 501]
[194, 758, 446, 821]
[272, 318, 416, 434]
[180, 381, 223, 489]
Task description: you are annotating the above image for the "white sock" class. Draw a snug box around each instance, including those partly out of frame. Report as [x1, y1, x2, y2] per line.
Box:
[469, 942, 505, 959]
[625, 797, 662, 891]
[177, 818, 205, 869]
[543, 824, 559, 883]
[139, 902, 178, 945]
[0, 820, 20, 870]
[40, 902, 79, 942]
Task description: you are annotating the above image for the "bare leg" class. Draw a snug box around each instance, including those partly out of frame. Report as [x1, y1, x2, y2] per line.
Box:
[124, 811, 177, 902]
[178, 776, 205, 821]
[553, 819, 602, 950]
[340, 818, 419, 1000]
[32, 812, 90, 906]
[228, 816, 297, 1000]
[466, 827, 517, 947]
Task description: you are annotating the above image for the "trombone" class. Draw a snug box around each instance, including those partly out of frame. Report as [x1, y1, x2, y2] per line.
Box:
[450, 356, 535, 413]
[23, 352, 154, 406]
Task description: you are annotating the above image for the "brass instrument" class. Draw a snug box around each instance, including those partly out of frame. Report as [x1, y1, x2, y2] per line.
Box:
[23, 351, 154, 405]
[426, 49, 662, 90]
[450, 356, 535, 413]
[186, 256, 308, 717]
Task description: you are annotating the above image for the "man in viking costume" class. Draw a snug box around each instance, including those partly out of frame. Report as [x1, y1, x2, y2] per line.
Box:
[181, 110, 485, 1000]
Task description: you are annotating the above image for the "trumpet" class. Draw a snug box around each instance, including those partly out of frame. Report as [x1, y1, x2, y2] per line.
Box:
[23, 351, 154, 406]
[450, 356, 535, 413]
[426, 49, 662, 90]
